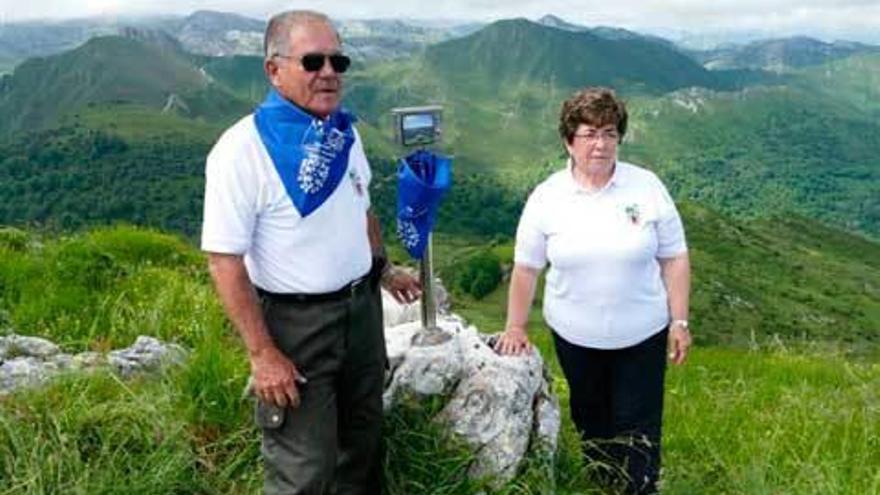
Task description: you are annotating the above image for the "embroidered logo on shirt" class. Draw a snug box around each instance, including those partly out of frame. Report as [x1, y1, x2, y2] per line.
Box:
[624, 203, 641, 225]
[348, 169, 364, 196]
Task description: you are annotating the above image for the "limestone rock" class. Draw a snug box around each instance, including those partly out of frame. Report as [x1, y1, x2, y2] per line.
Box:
[1, 334, 61, 359]
[0, 334, 186, 395]
[47, 353, 76, 371]
[72, 351, 106, 369]
[383, 319, 465, 408]
[380, 276, 450, 328]
[534, 384, 562, 454]
[0, 357, 49, 394]
[107, 336, 187, 378]
[439, 329, 547, 482]
[383, 314, 561, 486]
[381, 292, 421, 328]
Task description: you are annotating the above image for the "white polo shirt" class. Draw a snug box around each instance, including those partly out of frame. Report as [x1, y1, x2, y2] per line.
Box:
[201, 114, 373, 294]
[514, 161, 687, 349]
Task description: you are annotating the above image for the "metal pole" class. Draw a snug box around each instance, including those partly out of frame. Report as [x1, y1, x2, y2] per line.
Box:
[412, 233, 449, 346]
[419, 233, 436, 330]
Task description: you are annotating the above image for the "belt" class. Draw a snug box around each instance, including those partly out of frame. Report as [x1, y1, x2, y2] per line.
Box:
[256, 275, 370, 304]
[256, 259, 384, 304]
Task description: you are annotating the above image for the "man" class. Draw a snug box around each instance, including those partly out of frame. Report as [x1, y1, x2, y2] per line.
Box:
[201, 10, 420, 494]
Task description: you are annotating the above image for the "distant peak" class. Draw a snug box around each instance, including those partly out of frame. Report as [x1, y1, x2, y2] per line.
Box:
[537, 14, 565, 24]
[536, 14, 586, 32]
[117, 26, 182, 52]
[187, 10, 237, 19]
[182, 10, 264, 31]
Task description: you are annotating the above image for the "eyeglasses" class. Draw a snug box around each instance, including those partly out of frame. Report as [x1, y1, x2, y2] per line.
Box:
[274, 52, 351, 73]
[573, 130, 620, 143]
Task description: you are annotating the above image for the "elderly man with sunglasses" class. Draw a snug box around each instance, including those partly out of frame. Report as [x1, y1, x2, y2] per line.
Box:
[201, 10, 420, 495]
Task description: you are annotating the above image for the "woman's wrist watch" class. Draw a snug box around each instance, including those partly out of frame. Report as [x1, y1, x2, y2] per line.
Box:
[670, 319, 689, 331]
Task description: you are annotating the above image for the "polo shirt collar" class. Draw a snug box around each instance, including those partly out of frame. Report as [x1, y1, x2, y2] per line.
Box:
[564, 158, 625, 194]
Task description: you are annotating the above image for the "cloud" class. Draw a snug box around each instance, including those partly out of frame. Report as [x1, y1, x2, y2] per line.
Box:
[2, 0, 879, 44]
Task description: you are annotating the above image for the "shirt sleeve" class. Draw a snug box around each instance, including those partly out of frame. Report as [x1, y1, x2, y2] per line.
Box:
[200, 132, 259, 255]
[514, 188, 548, 269]
[653, 176, 687, 259]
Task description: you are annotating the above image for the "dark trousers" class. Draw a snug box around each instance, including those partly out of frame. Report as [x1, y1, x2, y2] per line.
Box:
[553, 329, 668, 494]
[257, 279, 386, 495]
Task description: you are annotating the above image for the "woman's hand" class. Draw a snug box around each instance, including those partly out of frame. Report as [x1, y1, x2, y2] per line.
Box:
[667, 321, 692, 365]
[494, 325, 532, 355]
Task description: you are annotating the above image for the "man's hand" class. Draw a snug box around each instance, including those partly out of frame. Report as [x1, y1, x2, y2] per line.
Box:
[494, 325, 532, 355]
[667, 322, 692, 365]
[381, 267, 421, 304]
[250, 345, 307, 408]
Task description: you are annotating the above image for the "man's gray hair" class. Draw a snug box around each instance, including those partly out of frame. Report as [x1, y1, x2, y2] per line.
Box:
[264, 10, 339, 59]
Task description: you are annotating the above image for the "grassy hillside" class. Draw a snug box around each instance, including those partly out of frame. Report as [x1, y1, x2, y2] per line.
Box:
[0, 226, 877, 493]
[2, 20, 877, 240]
[431, 199, 880, 353]
[794, 52, 880, 115]
[0, 107, 223, 235]
[344, 33, 880, 239]
[425, 19, 718, 95]
[0, 36, 251, 136]
[623, 82, 880, 237]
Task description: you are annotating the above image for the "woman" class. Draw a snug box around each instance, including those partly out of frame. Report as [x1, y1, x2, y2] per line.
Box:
[495, 87, 691, 494]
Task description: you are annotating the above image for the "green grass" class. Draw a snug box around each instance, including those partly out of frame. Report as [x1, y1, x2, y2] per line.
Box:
[454, 278, 880, 494]
[62, 104, 227, 143]
[1, 226, 878, 493]
[663, 348, 880, 494]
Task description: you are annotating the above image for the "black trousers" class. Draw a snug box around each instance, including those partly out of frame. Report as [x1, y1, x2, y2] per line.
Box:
[257, 278, 386, 495]
[553, 328, 668, 494]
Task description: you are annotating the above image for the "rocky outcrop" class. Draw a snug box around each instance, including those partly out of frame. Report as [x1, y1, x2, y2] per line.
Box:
[383, 300, 561, 486]
[381, 275, 450, 328]
[2, 286, 560, 486]
[0, 334, 187, 395]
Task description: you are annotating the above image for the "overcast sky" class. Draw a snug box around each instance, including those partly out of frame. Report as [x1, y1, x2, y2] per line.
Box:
[2, 0, 880, 44]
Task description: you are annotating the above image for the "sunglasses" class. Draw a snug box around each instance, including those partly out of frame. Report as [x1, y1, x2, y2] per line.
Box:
[275, 53, 351, 73]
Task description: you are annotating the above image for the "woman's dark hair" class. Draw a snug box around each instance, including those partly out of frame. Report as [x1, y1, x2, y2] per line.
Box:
[558, 87, 628, 144]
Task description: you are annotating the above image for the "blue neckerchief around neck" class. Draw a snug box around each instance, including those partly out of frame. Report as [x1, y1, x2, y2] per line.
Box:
[254, 89, 357, 218]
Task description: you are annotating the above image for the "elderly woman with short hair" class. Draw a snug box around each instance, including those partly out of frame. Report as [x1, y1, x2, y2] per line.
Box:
[495, 87, 691, 494]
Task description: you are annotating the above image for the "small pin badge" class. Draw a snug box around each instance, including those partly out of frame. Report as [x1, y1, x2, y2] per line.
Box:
[349, 170, 364, 196]
[625, 203, 641, 225]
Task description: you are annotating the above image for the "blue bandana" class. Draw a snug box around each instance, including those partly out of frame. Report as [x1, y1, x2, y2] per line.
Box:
[254, 89, 357, 218]
[397, 150, 452, 259]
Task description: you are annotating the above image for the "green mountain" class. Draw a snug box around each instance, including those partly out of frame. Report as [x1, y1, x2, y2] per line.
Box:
[0, 35, 251, 136]
[199, 55, 267, 102]
[424, 18, 719, 94]
[0, 106, 223, 235]
[0, 18, 118, 74]
[693, 36, 880, 71]
[1, 20, 879, 492]
[536, 14, 679, 50]
[623, 82, 880, 236]
[0, 18, 878, 241]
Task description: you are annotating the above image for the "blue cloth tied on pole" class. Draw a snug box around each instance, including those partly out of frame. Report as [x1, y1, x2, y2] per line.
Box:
[254, 89, 357, 218]
[396, 149, 452, 259]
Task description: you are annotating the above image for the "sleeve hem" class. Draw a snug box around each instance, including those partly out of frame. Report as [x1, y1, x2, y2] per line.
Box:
[514, 256, 547, 270]
[656, 247, 688, 259]
[200, 239, 249, 255]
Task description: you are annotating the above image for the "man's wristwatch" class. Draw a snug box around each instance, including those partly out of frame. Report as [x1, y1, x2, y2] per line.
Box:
[670, 319, 689, 331]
